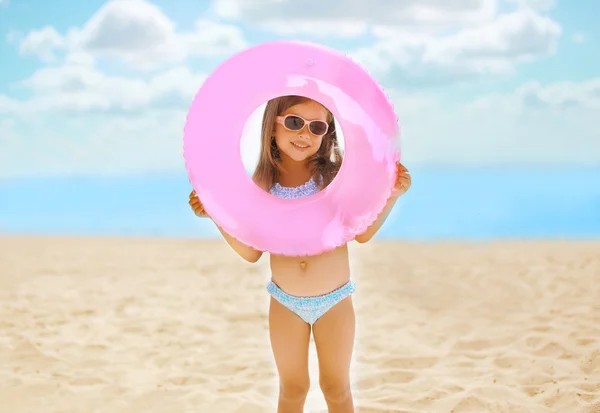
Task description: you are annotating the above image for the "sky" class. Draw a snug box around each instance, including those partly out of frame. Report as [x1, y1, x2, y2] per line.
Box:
[0, 0, 599, 180]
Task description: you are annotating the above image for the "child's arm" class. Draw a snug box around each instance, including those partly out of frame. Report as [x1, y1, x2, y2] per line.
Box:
[354, 194, 400, 243]
[216, 226, 263, 263]
[354, 162, 411, 243]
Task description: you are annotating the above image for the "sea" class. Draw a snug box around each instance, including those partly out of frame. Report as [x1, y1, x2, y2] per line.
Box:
[1, 166, 599, 240]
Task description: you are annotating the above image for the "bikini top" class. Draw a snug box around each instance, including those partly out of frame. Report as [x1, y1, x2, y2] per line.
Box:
[270, 176, 320, 199]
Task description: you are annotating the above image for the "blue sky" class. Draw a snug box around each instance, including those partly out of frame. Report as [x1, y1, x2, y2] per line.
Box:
[0, 0, 599, 179]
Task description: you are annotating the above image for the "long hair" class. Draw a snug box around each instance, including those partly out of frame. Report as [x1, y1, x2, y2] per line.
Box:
[252, 95, 343, 191]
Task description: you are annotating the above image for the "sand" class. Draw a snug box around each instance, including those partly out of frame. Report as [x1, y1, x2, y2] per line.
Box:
[0, 236, 598, 413]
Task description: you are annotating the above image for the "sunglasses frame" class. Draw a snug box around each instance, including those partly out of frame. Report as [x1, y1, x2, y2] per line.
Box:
[276, 114, 329, 137]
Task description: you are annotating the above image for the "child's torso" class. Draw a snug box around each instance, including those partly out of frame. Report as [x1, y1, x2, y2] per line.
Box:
[269, 176, 350, 297]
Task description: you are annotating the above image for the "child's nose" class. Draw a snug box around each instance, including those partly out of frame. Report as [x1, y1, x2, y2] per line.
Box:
[297, 126, 309, 137]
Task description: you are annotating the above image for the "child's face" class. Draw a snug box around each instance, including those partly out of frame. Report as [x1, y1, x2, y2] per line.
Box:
[274, 100, 328, 163]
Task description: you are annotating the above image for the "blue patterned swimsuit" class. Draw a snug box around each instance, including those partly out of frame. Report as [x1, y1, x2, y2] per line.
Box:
[269, 176, 320, 199]
[265, 176, 357, 325]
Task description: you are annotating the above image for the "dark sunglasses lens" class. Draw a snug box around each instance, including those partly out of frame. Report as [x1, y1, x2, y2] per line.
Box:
[309, 121, 328, 135]
[284, 115, 305, 130]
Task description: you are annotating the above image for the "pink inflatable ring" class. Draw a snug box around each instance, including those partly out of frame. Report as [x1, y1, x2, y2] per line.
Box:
[183, 40, 400, 256]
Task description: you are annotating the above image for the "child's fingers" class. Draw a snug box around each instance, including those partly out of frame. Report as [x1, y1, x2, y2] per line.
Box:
[397, 169, 411, 180]
[195, 206, 207, 216]
[398, 176, 411, 186]
[397, 162, 409, 173]
[395, 172, 411, 187]
[189, 199, 204, 212]
[190, 198, 205, 211]
[189, 198, 204, 213]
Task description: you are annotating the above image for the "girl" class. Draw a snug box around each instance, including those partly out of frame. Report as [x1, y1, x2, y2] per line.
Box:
[188, 95, 411, 413]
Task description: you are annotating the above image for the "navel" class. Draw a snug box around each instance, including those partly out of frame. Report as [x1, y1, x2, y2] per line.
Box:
[299, 260, 307, 270]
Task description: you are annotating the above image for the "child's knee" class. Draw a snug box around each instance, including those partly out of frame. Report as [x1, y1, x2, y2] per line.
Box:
[319, 377, 351, 403]
[279, 378, 310, 402]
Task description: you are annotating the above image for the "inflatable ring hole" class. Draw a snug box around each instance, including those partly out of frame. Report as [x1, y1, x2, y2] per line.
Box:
[241, 94, 346, 198]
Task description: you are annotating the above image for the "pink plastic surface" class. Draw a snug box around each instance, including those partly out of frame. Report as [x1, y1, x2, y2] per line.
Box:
[183, 40, 400, 256]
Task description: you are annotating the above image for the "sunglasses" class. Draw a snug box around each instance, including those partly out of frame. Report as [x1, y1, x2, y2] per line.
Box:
[276, 114, 329, 136]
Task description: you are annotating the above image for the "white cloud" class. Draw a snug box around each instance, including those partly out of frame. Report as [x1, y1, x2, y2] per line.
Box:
[0, 56, 205, 178]
[513, 78, 600, 115]
[212, 0, 498, 36]
[352, 8, 561, 76]
[181, 20, 249, 56]
[210, 0, 561, 80]
[8, 63, 205, 114]
[395, 78, 600, 165]
[0, 95, 20, 115]
[67, 0, 185, 66]
[17, 0, 248, 69]
[254, 20, 369, 38]
[1, 76, 598, 178]
[0, 0, 593, 178]
[18, 26, 65, 62]
[0, 109, 188, 177]
[503, 0, 555, 11]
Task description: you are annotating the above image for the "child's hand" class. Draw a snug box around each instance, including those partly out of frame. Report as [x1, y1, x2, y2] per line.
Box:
[189, 190, 209, 218]
[391, 162, 411, 197]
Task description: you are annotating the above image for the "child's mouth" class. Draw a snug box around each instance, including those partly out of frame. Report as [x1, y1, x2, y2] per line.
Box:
[291, 142, 309, 150]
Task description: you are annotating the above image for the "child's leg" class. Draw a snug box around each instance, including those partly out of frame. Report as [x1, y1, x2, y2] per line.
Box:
[312, 296, 355, 413]
[268, 297, 311, 413]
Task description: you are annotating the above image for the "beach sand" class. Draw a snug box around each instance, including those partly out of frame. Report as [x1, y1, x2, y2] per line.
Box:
[0, 236, 598, 413]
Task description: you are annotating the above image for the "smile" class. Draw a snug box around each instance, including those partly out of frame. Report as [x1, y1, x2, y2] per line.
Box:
[292, 142, 309, 149]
